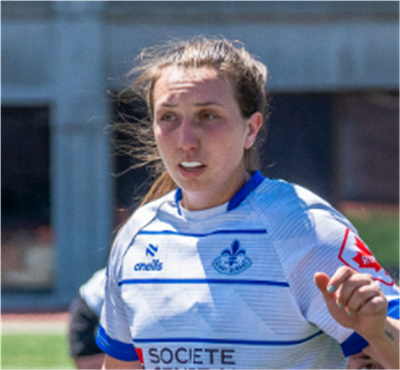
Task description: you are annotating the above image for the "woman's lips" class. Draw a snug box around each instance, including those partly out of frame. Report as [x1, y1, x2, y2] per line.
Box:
[179, 161, 206, 177]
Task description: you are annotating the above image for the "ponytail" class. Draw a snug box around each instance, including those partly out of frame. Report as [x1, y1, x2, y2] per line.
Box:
[139, 171, 177, 207]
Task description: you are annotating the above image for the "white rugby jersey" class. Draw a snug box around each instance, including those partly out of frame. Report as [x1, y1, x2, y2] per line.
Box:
[96, 171, 399, 369]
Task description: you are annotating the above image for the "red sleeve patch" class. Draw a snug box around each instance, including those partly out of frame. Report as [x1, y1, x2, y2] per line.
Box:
[338, 228, 394, 286]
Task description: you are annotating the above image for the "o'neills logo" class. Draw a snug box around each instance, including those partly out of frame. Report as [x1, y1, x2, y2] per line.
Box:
[147, 347, 236, 368]
[134, 244, 163, 272]
[134, 259, 163, 271]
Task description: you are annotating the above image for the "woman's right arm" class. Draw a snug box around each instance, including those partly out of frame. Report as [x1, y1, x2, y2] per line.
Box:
[102, 354, 142, 369]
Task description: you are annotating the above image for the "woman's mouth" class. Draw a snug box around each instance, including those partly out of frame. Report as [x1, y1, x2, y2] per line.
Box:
[179, 161, 206, 176]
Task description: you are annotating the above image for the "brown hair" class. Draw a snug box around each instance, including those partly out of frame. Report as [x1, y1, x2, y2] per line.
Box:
[115, 36, 269, 205]
[138, 171, 176, 207]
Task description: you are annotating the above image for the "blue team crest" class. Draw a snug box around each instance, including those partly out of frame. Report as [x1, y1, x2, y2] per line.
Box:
[212, 240, 252, 275]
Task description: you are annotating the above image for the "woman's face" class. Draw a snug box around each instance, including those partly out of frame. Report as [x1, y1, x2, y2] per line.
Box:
[152, 66, 262, 210]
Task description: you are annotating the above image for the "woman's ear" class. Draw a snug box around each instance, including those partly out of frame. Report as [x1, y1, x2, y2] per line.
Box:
[244, 112, 263, 149]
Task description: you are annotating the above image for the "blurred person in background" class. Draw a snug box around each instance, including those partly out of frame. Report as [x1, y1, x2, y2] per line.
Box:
[68, 205, 161, 368]
[69, 268, 106, 369]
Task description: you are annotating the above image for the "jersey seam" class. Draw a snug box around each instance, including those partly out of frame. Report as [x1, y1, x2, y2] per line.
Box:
[246, 189, 315, 325]
[116, 195, 175, 281]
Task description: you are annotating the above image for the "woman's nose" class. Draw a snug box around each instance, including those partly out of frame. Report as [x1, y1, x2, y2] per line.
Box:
[178, 117, 199, 150]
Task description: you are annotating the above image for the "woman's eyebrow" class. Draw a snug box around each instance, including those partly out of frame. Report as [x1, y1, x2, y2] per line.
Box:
[194, 101, 223, 107]
[158, 101, 223, 108]
[160, 102, 177, 108]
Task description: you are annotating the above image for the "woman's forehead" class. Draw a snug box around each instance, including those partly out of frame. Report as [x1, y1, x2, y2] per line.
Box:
[153, 66, 234, 105]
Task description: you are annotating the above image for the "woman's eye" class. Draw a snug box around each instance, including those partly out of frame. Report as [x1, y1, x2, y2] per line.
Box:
[161, 112, 176, 122]
[200, 111, 219, 121]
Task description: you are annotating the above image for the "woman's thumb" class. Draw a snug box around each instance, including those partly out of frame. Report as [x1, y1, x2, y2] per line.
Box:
[314, 272, 332, 299]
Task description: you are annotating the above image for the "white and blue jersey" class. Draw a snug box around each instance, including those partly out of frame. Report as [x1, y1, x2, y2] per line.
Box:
[96, 171, 399, 369]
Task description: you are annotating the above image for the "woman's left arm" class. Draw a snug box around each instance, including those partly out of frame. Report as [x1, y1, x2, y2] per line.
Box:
[315, 266, 399, 369]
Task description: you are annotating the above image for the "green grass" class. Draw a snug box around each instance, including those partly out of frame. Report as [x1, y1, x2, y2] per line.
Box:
[343, 209, 399, 278]
[1, 334, 75, 369]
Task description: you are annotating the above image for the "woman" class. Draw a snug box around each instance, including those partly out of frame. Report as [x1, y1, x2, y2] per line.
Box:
[96, 37, 399, 369]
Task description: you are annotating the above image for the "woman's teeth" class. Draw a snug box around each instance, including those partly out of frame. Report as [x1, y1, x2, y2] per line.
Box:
[180, 161, 203, 168]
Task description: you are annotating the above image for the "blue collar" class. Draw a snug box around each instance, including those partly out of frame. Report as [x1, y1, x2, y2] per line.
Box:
[174, 170, 265, 215]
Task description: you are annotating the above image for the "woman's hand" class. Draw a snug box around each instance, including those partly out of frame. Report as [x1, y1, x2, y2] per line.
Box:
[314, 266, 387, 340]
[315, 266, 399, 369]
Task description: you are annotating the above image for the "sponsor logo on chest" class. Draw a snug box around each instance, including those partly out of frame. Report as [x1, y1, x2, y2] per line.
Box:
[134, 244, 163, 271]
[145, 346, 236, 369]
[133, 238, 253, 276]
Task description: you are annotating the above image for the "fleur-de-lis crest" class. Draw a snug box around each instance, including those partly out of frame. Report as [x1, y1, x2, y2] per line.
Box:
[213, 240, 252, 275]
[221, 240, 246, 266]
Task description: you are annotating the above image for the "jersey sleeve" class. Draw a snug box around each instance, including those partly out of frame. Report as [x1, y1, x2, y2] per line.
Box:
[252, 179, 399, 357]
[95, 225, 139, 362]
[284, 209, 399, 357]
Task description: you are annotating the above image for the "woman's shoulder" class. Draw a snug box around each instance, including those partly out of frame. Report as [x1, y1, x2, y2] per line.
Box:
[251, 177, 330, 213]
[122, 190, 175, 232]
[110, 190, 176, 259]
[249, 177, 353, 237]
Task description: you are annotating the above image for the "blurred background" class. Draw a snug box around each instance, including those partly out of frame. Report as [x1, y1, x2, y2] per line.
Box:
[1, 1, 399, 367]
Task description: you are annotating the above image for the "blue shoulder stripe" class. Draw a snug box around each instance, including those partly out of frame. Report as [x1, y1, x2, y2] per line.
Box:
[227, 170, 265, 211]
[96, 325, 139, 362]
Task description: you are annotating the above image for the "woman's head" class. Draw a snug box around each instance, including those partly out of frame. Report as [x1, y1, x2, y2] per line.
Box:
[120, 38, 268, 210]
[127, 37, 269, 171]
[152, 65, 264, 210]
